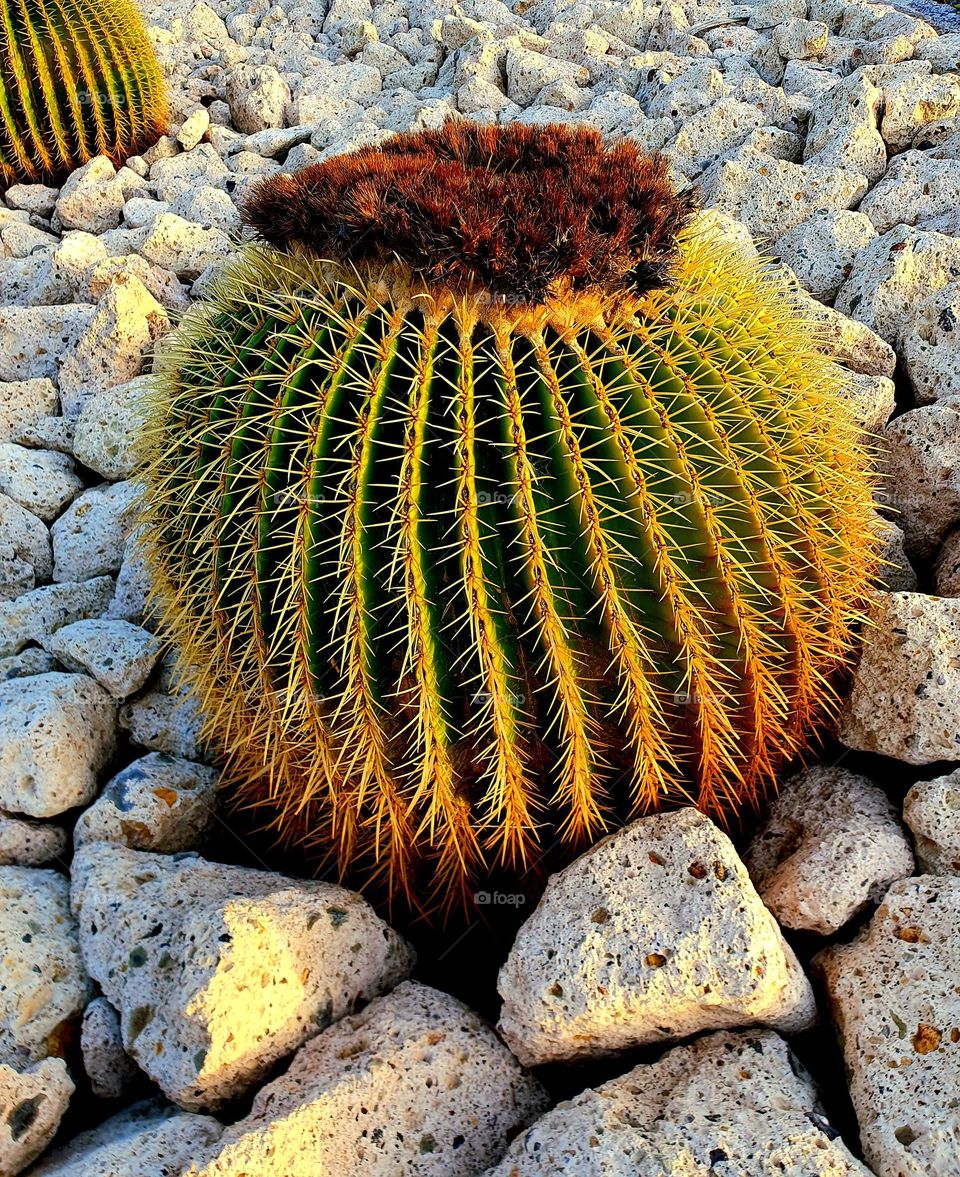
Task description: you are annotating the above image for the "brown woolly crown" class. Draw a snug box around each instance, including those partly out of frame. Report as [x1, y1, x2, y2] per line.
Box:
[242, 119, 697, 306]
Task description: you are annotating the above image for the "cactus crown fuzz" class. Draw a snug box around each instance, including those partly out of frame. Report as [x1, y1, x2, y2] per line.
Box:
[0, 0, 168, 187]
[140, 121, 880, 915]
[242, 121, 697, 308]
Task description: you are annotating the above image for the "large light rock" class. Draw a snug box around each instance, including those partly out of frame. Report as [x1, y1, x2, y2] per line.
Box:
[80, 998, 142, 1101]
[71, 844, 415, 1111]
[935, 526, 960, 596]
[497, 809, 816, 1067]
[0, 305, 95, 384]
[0, 1058, 74, 1176]
[42, 619, 160, 700]
[773, 210, 877, 304]
[0, 494, 51, 582]
[0, 815, 66, 868]
[861, 151, 960, 235]
[0, 673, 115, 818]
[136, 214, 233, 282]
[0, 378, 57, 445]
[882, 401, 960, 557]
[0, 868, 91, 1068]
[74, 752, 217, 853]
[816, 876, 960, 1177]
[875, 62, 960, 151]
[27, 1099, 223, 1177]
[485, 1029, 872, 1176]
[745, 766, 913, 935]
[54, 156, 124, 235]
[0, 445, 82, 524]
[835, 225, 960, 348]
[901, 282, 960, 405]
[224, 65, 292, 133]
[185, 981, 547, 1177]
[51, 480, 138, 583]
[57, 275, 168, 418]
[903, 768, 960, 874]
[700, 149, 867, 240]
[803, 71, 886, 184]
[0, 577, 113, 659]
[841, 592, 960, 764]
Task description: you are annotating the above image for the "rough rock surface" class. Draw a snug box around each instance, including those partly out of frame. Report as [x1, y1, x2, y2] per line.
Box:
[0, 816, 66, 868]
[485, 1030, 871, 1176]
[71, 843, 415, 1110]
[816, 876, 960, 1177]
[883, 401, 960, 557]
[745, 766, 914, 934]
[840, 592, 960, 763]
[185, 981, 547, 1177]
[903, 768, 960, 874]
[0, 1057, 74, 1177]
[28, 1099, 223, 1177]
[0, 868, 91, 1069]
[80, 998, 143, 1102]
[497, 808, 816, 1067]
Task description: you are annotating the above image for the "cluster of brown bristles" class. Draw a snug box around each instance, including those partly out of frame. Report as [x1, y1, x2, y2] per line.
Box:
[242, 119, 698, 305]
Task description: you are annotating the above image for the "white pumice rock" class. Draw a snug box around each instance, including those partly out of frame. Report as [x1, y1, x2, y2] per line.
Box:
[667, 97, 765, 177]
[118, 674, 203, 760]
[0, 304, 95, 384]
[838, 369, 896, 434]
[107, 533, 150, 626]
[875, 516, 919, 592]
[184, 980, 547, 1176]
[745, 766, 914, 935]
[693, 207, 761, 260]
[815, 876, 960, 1177]
[51, 481, 138, 584]
[861, 151, 960, 234]
[497, 808, 816, 1068]
[79, 254, 190, 316]
[73, 375, 150, 480]
[4, 185, 59, 219]
[54, 157, 125, 235]
[699, 150, 867, 240]
[882, 401, 960, 558]
[149, 147, 231, 205]
[0, 445, 82, 524]
[835, 226, 960, 348]
[917, 31, 960, 70]
[0, 814, 66, 867]
[773, 210, 878, 304]
[935, 525, 960, 596]
[0, 493, 51, 582]
[505, 47, 589, 105]
[0, 867, 91, 1067]
[0, 379, 58, 444]
[0, 577, 112, 660]
[71, 843, 415, 1111]
[122, 197, 170, 229]
[42, 619, 161, 701]
[0, 552, 32, 602]
[0, 672, 115, 818]
[903, 768, 960, 875]
[74, 752, 217, 854]
[485, 1029, 872, 1177]
[177, 108, 211, 152]
[27, 1098, 223, 1177]
[26, 235, 106, 307]
[841, 591, 960, 763]
[901, 282, 960, 406]
[171, 185, 242, 234]
[0, 1057, 74, 1176]
[80, 998, 143, 1101]
[225, 64, 292, 132]
[876, 63, 960, 151]
[772, 16, 829, 57]
[136, 214, 233, 281]
[803, 71, 887, 184]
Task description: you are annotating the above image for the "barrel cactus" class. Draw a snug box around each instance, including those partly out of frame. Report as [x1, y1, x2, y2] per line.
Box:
[0, 0, 168, 187]
[140, 121, 879, 911]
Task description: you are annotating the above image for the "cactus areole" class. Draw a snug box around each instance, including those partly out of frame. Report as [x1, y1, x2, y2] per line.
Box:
[140, 121, 880, 912]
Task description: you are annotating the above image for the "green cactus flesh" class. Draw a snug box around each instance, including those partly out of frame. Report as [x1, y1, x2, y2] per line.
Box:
[141, 234, 879, 909]
[0, 0, 168, 186]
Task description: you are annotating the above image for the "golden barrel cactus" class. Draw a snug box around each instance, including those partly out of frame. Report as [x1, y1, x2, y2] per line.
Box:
[140, 122, 880, 911]
[0, 0, 168, 187]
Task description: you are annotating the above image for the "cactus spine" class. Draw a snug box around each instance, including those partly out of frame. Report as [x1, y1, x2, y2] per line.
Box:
[140, 123, 879, 911]
[0, 0, 168, 187]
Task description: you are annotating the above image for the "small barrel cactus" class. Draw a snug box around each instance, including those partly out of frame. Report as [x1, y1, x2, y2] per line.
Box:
[140, 121, 879, 910]
[0, 0, 168, 187]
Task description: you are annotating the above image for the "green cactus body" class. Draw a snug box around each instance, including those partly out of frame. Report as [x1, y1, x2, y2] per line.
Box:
[0, 0, 168, 187]
[142, 227, 879, 909]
